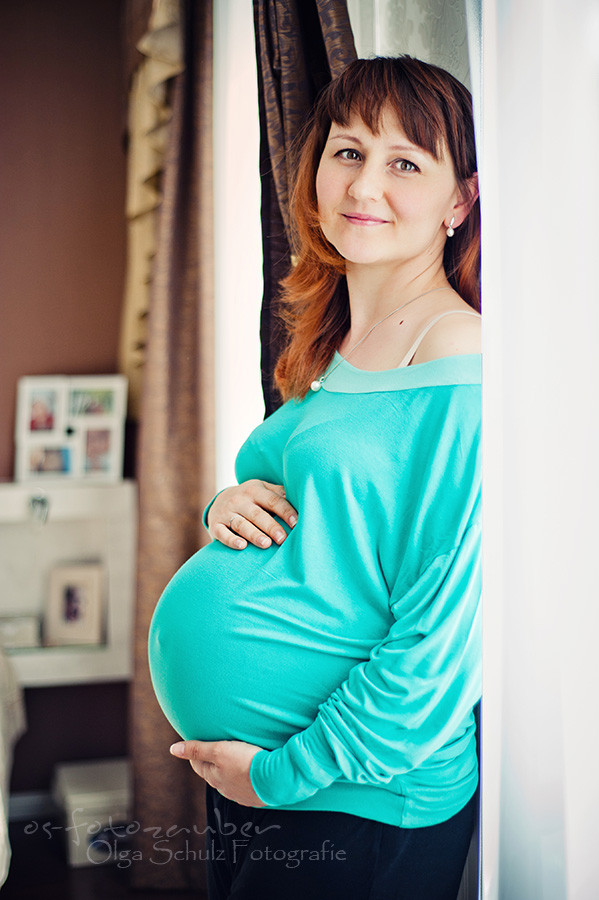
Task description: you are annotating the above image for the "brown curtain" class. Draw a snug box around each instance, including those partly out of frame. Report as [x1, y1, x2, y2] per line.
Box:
[253, 0, 356, 415]
[129, 0, 214, 892]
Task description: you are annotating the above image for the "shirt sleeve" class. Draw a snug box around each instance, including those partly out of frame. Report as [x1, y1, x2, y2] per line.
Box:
[249, 520, 481, 806]
[202, 401, 302, 532]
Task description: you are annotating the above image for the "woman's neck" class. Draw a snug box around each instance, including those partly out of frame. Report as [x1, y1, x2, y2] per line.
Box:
[344, 259, 451, 340]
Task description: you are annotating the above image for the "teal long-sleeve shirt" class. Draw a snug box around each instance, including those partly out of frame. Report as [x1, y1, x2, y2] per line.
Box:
[149, 352, 481, 827]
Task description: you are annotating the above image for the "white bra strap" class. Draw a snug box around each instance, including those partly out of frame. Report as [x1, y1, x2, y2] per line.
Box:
[397, 309, 480, 368]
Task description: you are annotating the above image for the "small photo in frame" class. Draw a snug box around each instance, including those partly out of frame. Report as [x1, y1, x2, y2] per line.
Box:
[70, 387, 117, 418]
[27, 445, 74, 476]
[29, 390, 58, 432]
[44, 563, 105, 647]
[67, 376, 126, 422]
[16, 377, 67, 439]
[83, 429, 113, 475]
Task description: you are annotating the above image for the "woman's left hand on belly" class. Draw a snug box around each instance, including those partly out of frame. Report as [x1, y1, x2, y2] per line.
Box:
[170, 739, 267, 807]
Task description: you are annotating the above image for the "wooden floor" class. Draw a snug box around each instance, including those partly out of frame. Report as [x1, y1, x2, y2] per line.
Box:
[2, 819, 201, 899]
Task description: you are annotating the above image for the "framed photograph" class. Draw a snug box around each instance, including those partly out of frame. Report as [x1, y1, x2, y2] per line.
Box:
[15, 376, 68, 439]
[44, 563, 105, 647]
[68, 377, 127, 420]
[83, 429, 113, 475]
[17, 443, 78, 480]
[14, 375, 127, 483]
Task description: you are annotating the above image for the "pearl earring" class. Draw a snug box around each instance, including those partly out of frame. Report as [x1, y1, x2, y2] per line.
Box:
[446, 216, 455, 238]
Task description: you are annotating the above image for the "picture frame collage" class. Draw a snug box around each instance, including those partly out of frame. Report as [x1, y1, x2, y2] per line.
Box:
[14, 375, 127, 483]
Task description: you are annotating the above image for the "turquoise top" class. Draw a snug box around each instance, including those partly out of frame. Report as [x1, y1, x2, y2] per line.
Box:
[148, 353, 482, 828]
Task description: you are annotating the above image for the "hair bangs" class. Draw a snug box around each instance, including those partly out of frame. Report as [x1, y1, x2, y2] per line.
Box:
[322, 58, 449, 162]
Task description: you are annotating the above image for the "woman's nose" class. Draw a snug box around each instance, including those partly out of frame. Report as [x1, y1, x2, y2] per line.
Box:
[347, 164, 384, 201]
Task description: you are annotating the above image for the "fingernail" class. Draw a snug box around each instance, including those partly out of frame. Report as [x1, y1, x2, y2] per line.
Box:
[289, 515, 297, 526]
[170, 742, 185, 756]
[234, 539, 245, 549]
[274, 530, 285, 543]
[259, 536, 271, 548]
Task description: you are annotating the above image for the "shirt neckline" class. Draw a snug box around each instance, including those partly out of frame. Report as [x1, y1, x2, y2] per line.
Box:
[320, 352, 482, 394]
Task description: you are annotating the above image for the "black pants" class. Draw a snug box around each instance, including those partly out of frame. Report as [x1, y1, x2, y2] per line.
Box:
[205, 785, 477, 900]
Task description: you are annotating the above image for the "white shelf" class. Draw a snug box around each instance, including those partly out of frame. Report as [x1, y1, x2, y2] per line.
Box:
[0, 481, 137, 687]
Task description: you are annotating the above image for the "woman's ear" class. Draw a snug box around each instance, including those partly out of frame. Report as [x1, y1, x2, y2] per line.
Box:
[448, 173, 479, 229]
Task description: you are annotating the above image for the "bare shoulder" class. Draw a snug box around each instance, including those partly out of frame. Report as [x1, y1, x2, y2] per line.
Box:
[410, 308, 481, 365]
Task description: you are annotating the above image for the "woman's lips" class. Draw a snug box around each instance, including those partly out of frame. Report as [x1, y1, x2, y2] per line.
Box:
[341, 212, 389, 225]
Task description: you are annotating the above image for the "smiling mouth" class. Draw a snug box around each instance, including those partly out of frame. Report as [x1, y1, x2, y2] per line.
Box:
[342, 213, 389, 225]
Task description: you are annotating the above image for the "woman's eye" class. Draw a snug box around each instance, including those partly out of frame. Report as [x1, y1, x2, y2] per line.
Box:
[336, 149, 361, 161]
[394, 159, 419, 173]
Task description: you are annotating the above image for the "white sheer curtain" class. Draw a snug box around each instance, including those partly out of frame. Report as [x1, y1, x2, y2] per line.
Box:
[346, 0, 470, 86]
[479, 0, 599, 897]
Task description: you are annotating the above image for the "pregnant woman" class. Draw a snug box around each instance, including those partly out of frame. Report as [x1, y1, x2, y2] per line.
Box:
[149, 56, 481, 900]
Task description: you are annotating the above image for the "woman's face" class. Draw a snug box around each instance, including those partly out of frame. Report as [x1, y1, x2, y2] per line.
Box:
[315, 106, 464, 273]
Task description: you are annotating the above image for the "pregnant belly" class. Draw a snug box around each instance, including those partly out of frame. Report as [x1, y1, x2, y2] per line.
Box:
[148, 540, 370, 748]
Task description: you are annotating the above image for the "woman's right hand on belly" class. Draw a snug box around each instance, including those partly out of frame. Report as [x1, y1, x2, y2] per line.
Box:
[206, 480, 298, 550]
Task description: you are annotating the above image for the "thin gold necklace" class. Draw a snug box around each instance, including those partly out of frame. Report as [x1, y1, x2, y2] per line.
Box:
[310, 286, 449, 392]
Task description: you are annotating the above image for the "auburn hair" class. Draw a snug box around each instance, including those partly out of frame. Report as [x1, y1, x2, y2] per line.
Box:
[273, 56, 480, 402]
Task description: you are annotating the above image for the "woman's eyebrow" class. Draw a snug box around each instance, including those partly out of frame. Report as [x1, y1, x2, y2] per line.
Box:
[328, 132, 425, 155]
[328, 132, 364, 143]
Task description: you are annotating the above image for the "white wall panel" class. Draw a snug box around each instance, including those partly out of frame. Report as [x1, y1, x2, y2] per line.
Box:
[480, 0, 599, 897]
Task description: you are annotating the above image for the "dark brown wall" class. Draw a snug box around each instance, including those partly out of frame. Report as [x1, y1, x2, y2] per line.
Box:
[0, 0, 127, 480]
[10, 683, 129, 793]
[0, 0, 129, 792]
